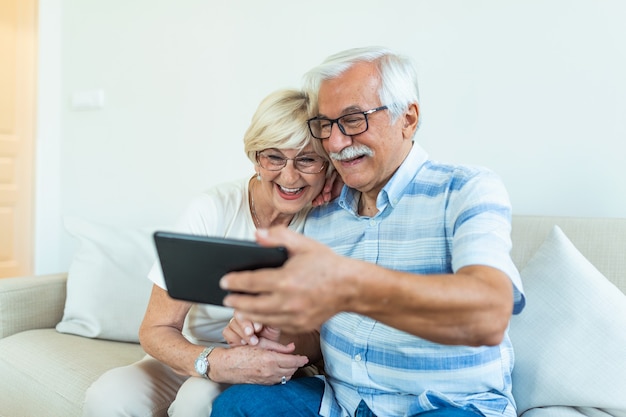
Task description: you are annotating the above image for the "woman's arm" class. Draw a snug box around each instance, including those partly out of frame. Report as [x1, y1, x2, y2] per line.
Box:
[139, 284, 310, 384]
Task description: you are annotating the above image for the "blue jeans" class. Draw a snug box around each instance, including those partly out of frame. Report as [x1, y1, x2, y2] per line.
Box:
[210, 376, 325, 417]
[210, 376, 483, 417]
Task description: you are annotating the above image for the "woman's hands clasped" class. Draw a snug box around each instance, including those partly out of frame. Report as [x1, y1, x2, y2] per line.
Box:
[216, 316, 308, 385]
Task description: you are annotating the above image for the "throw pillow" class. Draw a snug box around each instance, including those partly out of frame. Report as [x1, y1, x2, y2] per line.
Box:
[56, 216, 157, 342]
[509, 226, 626, 417]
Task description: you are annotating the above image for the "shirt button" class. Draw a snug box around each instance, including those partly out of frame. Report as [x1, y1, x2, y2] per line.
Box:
[354, 354, 362, 362]
[369, 219, 376, 226]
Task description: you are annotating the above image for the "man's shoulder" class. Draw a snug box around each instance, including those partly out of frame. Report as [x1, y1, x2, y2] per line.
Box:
[420, 159, 494, 179]
[408, 159, 493, 189]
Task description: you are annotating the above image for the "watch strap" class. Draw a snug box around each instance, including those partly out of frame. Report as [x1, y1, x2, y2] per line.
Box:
[196, 346, 215, 379]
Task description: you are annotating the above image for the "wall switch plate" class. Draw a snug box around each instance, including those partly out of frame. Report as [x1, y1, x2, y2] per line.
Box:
[71, 89, 105, 110]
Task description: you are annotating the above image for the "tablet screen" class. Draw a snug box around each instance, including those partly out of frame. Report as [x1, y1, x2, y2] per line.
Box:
[154, 231, 287, 305]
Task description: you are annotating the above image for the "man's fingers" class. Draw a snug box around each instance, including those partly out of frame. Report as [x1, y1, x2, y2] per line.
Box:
[221, 270, 276, 297]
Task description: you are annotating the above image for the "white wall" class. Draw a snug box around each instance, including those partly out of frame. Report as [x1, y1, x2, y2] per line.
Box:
[35, 0, 62, 274]
[35, 0, 626, 274]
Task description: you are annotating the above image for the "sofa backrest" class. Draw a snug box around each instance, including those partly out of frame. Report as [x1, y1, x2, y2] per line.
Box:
[511, 215, 626, 295]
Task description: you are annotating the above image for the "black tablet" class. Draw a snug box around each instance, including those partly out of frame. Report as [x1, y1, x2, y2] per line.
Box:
[153, 231, 288, 305]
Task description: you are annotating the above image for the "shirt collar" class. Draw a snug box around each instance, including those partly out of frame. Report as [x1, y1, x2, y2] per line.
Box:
[338, 142, 429, 215]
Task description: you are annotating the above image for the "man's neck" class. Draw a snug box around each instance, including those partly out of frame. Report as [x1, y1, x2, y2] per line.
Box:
[355, 142, 415, 217]
[358, 192, 379, 217]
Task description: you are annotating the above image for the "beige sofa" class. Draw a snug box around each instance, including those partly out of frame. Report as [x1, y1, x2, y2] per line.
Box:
[1, 215, 625, 417]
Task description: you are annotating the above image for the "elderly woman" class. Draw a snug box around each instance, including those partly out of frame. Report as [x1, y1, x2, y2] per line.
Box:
[82, 89, 332, 417]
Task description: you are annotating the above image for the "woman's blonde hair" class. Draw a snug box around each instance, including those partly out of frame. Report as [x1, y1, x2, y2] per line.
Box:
[243, 89, 327, 165]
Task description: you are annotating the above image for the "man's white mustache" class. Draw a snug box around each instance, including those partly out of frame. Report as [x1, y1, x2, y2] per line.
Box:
[329, 145, 374, 161]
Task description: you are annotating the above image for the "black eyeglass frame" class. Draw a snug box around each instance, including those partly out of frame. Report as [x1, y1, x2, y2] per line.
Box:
[255, 151, 328, 174]
[306, 105, 389, 140]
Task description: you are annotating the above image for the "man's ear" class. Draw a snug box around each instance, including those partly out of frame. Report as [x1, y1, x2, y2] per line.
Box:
[402, 103, 419, 139]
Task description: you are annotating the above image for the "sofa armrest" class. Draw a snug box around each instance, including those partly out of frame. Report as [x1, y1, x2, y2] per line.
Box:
[0, 273, 68, 339]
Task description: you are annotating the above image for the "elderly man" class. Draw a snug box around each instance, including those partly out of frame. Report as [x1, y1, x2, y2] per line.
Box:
[213, 46, 525, 417]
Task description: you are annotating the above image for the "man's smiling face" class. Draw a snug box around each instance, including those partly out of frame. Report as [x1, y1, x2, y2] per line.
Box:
[317, 61, 413, 197]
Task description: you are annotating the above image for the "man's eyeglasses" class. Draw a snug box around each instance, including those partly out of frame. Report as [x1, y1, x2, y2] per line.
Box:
[307, 105, 389, 140]
[256, 151, 327, 174]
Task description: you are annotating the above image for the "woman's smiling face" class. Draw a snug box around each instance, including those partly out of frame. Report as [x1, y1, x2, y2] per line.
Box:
[256, 145, 327, 216]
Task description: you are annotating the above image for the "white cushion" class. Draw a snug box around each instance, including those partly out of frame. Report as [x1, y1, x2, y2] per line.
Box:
[56, 217, 156, 342]
[509, 226, 626, 417]
[522, 406, 620, 417]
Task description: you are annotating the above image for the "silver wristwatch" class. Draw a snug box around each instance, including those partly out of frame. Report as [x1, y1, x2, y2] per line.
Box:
[194, 346, 215, 379]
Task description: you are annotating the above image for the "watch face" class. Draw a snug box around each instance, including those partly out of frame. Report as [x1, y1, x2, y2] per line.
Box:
[195, 358, 207, 375]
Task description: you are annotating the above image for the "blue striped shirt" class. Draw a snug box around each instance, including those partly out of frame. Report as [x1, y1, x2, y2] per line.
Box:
[304, 144, 524, 417]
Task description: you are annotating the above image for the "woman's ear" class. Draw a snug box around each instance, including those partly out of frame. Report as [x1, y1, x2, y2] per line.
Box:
[402, 103, 419, 139]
